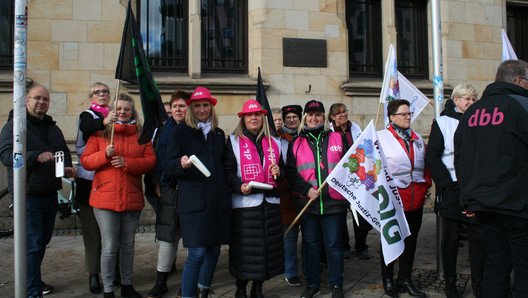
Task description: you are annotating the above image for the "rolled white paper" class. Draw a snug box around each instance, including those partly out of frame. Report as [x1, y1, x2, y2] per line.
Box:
[189, 155, 211, 177]
[55, 151, 65, 178]
[248, 181, 273, 190]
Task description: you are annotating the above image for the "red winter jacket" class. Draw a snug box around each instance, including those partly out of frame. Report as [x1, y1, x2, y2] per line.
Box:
[81, 123, 156, 212]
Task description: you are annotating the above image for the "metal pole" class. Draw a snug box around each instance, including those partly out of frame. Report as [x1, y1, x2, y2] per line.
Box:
[431, 0, 444, 280]
[13, 0, 28, 297]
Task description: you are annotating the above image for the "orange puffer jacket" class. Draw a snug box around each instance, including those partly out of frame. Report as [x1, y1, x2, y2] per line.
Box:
[81, 123, 156, 212]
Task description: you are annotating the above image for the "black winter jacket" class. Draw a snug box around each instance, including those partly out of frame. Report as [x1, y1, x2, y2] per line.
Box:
[286, 127, 349, 215]
[425, 101, 468, 221]
[454, 82, 528, 218]
[0, 110, 72, 196]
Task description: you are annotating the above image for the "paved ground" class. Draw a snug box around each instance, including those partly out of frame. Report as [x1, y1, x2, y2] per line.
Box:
[0, 212, 475, 297]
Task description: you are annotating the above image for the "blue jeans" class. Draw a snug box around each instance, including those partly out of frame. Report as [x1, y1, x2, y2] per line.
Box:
[181, 245, 221, 298]
[283, 224, 300, 278]
[301, 212, 345, 287]
[93, 208, 141, 293]
[26, 194, 58, 295]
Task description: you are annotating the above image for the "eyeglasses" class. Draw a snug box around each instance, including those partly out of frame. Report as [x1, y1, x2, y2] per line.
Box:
[393, 112, 413, 118]
[28, 95, 50, 102]
[335, 110, 348, 116]
[285, 116, 298, 120]
[520, 77, 528, 82]
[93, 90, 109, 96]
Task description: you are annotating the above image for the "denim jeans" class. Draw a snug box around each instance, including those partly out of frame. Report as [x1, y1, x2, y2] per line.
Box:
[26, 194, 59, 296]
[93, 208, 140, 293]
[300, 212, 345, 287]
[181, 245, 221, 298]
[477, 212, 528, 297]
[283, 224, 300, 278]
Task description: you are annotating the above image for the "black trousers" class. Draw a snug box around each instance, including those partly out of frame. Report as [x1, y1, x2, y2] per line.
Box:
[477, 212, 528, 298]
[441, 217, 485, 279]
[380, 208, 423, 280]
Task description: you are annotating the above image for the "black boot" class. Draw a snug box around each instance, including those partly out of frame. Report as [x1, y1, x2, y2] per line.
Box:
[444, 276, 459, 298]
[197, 288, 214, 298]
[382, 277, 398, 297]
[250, 280, 264, 298]
[147, 271, 168, 298]
[103, 292, 115, 298]
[235, 279, 248, 298]
[89, 273, 102, 294]
[121, 284, 142, 298]
[471, 276, 483, 298]
[396, 278, 425, 297]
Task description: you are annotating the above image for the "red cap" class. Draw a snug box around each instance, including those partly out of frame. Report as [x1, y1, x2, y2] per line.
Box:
[237, 99, 267, 118]
[187, 87, 217, 106]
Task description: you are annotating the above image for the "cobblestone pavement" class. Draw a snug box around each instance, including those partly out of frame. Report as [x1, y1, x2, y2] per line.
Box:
[0, 213, 474, 297]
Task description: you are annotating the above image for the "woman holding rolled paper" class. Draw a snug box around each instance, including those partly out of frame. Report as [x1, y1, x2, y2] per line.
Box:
[224, 99, 285, 298]
[163, 87, 231, 298]
[286, 100, 348, 298]
[377, 99, 431, 298]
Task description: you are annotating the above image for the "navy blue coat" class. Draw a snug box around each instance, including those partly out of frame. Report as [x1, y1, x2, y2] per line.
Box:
[163, 122, 231, 248]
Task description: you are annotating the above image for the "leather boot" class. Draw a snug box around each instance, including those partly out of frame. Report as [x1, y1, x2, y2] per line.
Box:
[235, 279, 248, 298]
[471, 276, 483, 298]
[197, 288, 213, 298]
[444, 276, 459, 298]
[250, 280, 264, 298]
[121, 284, 141, 298]
[147, 271, 168, 298]
[382, 277, 398, 297]
[89, 273, 102, 294]
[396, 278, 425, 297]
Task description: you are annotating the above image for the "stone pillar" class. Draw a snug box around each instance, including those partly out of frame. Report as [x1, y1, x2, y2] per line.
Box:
[189, 0, 201, 79]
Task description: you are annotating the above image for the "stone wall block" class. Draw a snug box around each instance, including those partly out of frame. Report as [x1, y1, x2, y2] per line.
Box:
[445, 23, 475, 41]
[48, 92, 67, 116]
[30, 0, 73, 20]
[270, 0, 294, 9]
[285, 10, 308, 30]
[465, 3, 486, 25]
[101, 0, 126, 21]
[59, 43, 104, 70]
[446, 40, 462, 58]
[52, 20, 87, 42]
[51, 70, 90, 92]
[474, 24, 493, 42]
[103, 43, 120, 71]
[268, 74, 296, 94]
[73, 0, 101, 21]
[28, 41, 59, 70]
[462, 40, 484, 59]
[28, 19, 52, 42]
[260, 9, 286, 29]
[445, 57, 469, 81]
[295, 75, 327, 96]
[467, 59, 496, 81]
[67, 92, 89, 116]
[86, 22, 123, 43]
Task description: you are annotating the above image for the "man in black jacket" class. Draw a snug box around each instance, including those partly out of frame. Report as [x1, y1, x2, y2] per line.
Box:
[454, 59, 528, 298]
[0, 86, 75, 297]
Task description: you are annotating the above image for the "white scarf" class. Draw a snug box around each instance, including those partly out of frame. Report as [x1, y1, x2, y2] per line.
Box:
[197, 118, 211, 140]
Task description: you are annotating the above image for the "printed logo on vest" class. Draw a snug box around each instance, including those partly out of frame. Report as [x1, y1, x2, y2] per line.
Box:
[193, 91, 203, 96]
[329, 145, 342, 152]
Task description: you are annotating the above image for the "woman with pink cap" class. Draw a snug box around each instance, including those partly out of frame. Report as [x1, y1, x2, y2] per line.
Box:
[163, 87, 231, 298]
[224, 99, 285, 298]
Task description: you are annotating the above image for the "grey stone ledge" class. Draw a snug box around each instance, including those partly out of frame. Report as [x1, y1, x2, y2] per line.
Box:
[122, 72, 270, 95]
[341, 77, 453, 98]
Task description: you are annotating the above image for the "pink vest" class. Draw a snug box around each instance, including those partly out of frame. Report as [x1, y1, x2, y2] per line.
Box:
[293, 132, 346, 200]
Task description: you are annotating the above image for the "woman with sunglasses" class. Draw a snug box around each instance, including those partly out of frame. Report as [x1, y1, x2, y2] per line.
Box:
[377, 99, 431, 298]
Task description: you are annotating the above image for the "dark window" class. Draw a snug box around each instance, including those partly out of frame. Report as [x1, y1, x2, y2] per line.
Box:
[0, 1, 14, 68]
[346, 0, 382, 77]
[507, 4, 528, 61]
[201, 0, 247, 73]
[139, 0, 188, 71]
[395, 0, 428, 78]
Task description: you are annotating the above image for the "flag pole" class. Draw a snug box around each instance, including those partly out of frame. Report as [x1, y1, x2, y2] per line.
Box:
[110, 80, 121, 145]
[264, 118, 277, 179]
[13, 1, 28, 296]
[284, 178, 360, 237]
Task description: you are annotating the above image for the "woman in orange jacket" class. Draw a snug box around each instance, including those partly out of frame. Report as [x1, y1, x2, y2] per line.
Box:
[81, 94, 156, 298]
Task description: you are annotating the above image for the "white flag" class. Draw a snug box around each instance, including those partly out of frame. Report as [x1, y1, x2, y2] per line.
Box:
[379, 44, 400, 104]
[398, 71, 430, 123]
[502, 29, 518, 61]
[326, 121, 410, 265]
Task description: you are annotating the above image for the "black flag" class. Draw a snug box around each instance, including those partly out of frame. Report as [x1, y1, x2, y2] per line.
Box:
[115, 1, 168, 144]
[256, 67, 277, 136]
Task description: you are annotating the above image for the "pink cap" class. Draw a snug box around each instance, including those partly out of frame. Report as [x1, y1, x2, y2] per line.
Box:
[237, 99, 267, 118]
[187, 87, 217, 106]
